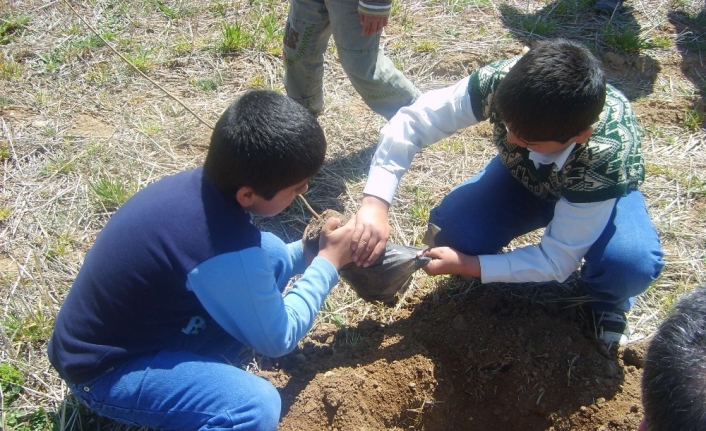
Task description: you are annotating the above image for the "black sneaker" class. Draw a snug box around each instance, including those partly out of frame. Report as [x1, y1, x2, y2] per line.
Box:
[594, 0, 623, 13]
[590, 309, 629, 347]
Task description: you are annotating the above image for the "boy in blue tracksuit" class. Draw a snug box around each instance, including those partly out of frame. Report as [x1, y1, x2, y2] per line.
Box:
[48, 89, 356, 431]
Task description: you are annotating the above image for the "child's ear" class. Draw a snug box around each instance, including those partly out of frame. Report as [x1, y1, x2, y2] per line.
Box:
[235, 186, 255, 208]
[573, 127, 594, 145]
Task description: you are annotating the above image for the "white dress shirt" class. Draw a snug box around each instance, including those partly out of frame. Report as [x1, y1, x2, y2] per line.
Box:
[363, 76, 615, 283]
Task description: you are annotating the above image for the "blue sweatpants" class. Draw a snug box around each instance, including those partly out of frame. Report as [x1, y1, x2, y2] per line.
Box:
[429, 156, 665, 313]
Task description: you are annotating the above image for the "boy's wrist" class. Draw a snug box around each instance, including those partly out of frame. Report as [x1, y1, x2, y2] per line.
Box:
[361, 194, 390, 212]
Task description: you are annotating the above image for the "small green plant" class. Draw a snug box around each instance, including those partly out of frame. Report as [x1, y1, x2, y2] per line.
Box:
[410, 187, 432, 226]
[0, 52, 22, 79]
[125, 46, 154, 72]
[195, 78, 219, 91]
[86, 62, 113, 84]
[256, 11, 282, 54]
[683, 107, 706, 130]
[414, 41, 439, 53]
[0, 139, 10, 160]
[249, 74, 266, 88]
[174, 38, 194, 55]
[40, 127, 57, 138]
[4, 311, 54, 345]
[221, 21, 254, 52]
[0, 13, 30, 44]
[4, 407, 53, 431]
[137, 121, 163, 136]
[515, 16, 556, 37]
[602, 23, 651, 54]
[437, 137, 465, 152]
[42, 158, 75, 176]
[446, 0, 472, 13]
[47, 232, 74, 260]
[90, 176, 134, 211]
[70, 31, 114, 58]
[36, 51, 63, 74]
[329, 313, 362, 347]
[0, 207, 10, 221]
[209, 0, 228, 16]
[0, 362, 23, 406]
[152, 0, 196, 19]
[649, 34, 672, 49]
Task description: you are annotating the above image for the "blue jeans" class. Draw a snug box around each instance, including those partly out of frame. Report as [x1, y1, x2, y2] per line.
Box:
[429, 156, 665, 313]
[69, 233, 292, 431]
[283, 0, 420, 119]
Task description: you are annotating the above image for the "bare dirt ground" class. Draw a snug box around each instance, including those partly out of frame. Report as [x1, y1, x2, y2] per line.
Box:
[260, 279, 649, 431]
[1, 0, 705, 430]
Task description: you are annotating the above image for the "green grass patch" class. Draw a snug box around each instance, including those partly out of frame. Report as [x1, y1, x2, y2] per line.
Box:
[515, 16, 556, 37]
[3, 407, 53, 431]
[683, 107, 705, 130]
[36, 50, 63, 74]
[255, 11, 283, 54]
[89, 176, 134, 212]
[47, 232, 74, 260]
[0, 13, 30, 44]
[124, 46, 155, 72]
[4, 310, 54, 345]
[194, 77, 219, 92]
[221, 21, 254, 52]
[0, 362, 23, 406]
[0, 52, 23, 79]
[249, 74, 266, 88]
[414, 40, 439, 53]
[410, 187, 433, 227]
[151, 0, 197, 19]
[41, 158, 76, 176]
[602, 23, 652, 53]
[0, 207, 11, 221]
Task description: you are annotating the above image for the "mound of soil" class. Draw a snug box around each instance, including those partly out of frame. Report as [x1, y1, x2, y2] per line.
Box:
[257, 283, 649, 431]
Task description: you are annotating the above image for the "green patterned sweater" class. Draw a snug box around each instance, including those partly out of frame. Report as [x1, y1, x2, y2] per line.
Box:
[467, 56, 645, 204]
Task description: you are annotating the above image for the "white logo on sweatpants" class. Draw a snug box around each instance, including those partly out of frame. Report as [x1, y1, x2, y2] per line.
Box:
[182, 316, 206, 335]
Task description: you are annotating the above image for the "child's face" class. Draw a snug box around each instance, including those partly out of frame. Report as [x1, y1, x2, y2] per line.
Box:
[246, 178, 310, 217]
[503, 123, 573, 154]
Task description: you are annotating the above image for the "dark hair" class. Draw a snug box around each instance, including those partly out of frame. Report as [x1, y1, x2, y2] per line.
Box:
[642, 286, 706, 431]
[204, 89, 326, 200]
[494, 39, 606, 143]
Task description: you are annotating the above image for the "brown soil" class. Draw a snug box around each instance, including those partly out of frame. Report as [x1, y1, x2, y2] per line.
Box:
[257, 282, 650, 431]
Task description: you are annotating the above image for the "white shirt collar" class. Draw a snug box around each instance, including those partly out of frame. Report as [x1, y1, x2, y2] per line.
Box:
[528, 142, 577, 171]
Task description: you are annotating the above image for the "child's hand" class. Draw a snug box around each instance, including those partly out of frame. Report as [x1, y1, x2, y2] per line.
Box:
[317, 216, 357, 270]
[359, 13, 388, 36]
[351, 196, 390, 267]
[421, 247, 481, 278]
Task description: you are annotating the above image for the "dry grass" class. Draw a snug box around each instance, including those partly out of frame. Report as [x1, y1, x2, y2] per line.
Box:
[1, 0, 704, 429]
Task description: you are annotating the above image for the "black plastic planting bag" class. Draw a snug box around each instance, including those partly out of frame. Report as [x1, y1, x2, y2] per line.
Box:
[303, 210, 431, 304]
[339, 243, 430, 304]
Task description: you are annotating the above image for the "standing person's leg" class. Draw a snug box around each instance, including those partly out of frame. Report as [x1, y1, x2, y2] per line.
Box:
[69, 348, 281, 431]
[580, 190, 664, 313]
[429, 156, 555, 256]
[327, 0, 420, 119]
[283, 0, 332, 115]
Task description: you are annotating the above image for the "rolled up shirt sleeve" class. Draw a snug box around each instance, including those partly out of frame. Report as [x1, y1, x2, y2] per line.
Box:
[479, 197, 616, 283]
